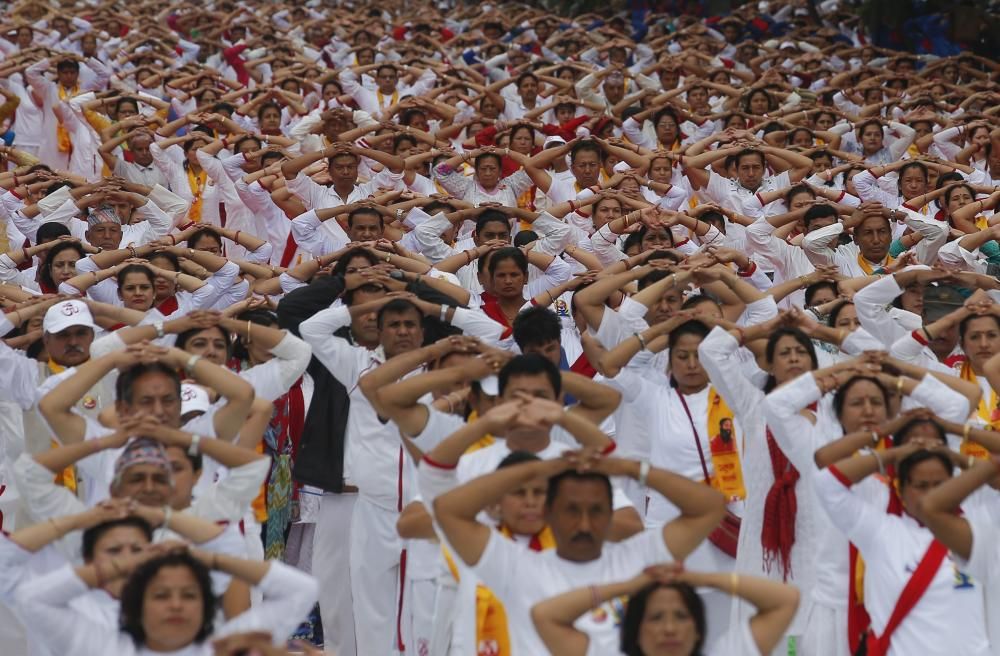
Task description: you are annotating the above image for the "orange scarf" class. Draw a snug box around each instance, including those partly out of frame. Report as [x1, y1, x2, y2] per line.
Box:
[56, 85, 77, 154]
[706, 388, 746, 501]
[47, 359, 78, 491]
[959, 361, 995, 460]
[187, 166, 207, 223]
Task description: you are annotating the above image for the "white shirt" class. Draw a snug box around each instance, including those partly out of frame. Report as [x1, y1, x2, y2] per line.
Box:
[815, 467, 991, 656]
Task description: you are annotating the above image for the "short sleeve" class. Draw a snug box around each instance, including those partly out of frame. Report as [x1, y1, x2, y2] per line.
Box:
[472, 529, 526, 600]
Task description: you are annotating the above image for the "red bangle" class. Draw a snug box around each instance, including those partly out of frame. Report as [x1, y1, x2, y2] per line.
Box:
[12, 175, 17, 186]
[234, 230, 241, 242]
[22, 248, 29, 261]
[168, 234, 176, 245]
[568, 200, 576, 212]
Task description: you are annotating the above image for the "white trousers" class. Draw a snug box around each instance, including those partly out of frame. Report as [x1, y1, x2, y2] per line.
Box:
[314, 492, 358, 656]
[799, 603, 850, 656]
[349, 495, 402, 656]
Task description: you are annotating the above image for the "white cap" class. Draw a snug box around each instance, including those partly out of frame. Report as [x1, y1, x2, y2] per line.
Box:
[612, 160, 631, 173]
[43, 300, 96, 335]
[543, 135, 566, 148]
[479, 375, 499, 396]
[181, 383, 211, 416]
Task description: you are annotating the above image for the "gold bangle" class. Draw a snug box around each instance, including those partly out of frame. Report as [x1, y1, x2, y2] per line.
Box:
[245, 319, 252, 344]
[896, 377, 904, 394]
[730, 572, 739, 595]
[968, 454, 976, 469]
[964, 423, 972, 441]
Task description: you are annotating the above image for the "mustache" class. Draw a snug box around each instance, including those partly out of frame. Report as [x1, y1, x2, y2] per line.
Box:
[570, 532, 595, 543]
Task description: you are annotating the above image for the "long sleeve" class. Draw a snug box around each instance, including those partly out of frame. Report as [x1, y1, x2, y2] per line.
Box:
[853, 273, 910, 348]
[289, 209, 345, 257]
[852, 169, 898, 207]
[192, 457, 272, 523]
[0, 339, 42, 409]
[299, 304, 366, 388]
[451, 307, 504, 345]
[14, 565, 125, 655]
[813, 466, 882, 552]
[215, 561, 319, 644]
[762, 373, 827, 474]
[411, 209, 459, 263]
[886, 122, 917, 162]
[698, 326, 764, 419]
[898, 207, 947, 264]
[239, 332, 313, 401]
[532, 212, 573, 257]
[12, 454, 87, 561]
[800, 221, 843, 267]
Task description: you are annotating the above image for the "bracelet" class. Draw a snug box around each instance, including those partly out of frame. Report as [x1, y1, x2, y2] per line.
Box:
[463, 250, 472, 265]
[184, 354, 202, 376]
[865, 446, 885, 476]
[153, 321, 165, 339]
[246, 319, 252, 344]
[48, 517, 61, 535]
[188, 433, 202, 457]
[439, 304, 449, 322]
[634, 331, 647, 351]
[589, 584, 601, 609]
[968, 454, 976, 469]
[128, 246, 137, 258]
[168, 234, 176, 245]
[963, 423, 972, 441]
[734, 326, 746, 346]
[385, 252, 391, 263]
[638, 460, 651, 487]
[568, 200, 576, 213]
[871, 430, 880, 445]
[234, 230, 241, 243]
[161, 504, 172, 528]
[730, 572, 740, 595]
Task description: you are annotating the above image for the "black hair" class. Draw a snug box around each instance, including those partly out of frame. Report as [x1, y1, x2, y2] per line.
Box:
[36, 221, 72, 243]
[667, 319, 710, 353]
[347, 207, 384, 230]
[231, 308, 279, 361]
[498, 353, 561, 398]
[332, 246, 379, 277]
[513, 230, 538, 248]
[733, 147, 766, 169]
[546, 469, 613, 509]
[803, 204, 838, 230]
[512, 306, 562, 351]
[39, 240, 85, 291]
[115, 97, 139, 115]
[942, 183, 975, 209]
[474, 151, 503, 172]
[116, 362, 181, 404]
[175, 323, 232, 360]
[856, 118, 884, 140]
[233, 134, 262, 153]
[570, 140, 603, 164]
[621, 582, 706, 656]
[116, 264, 155, 292]
[897, 161, 929, 194]
[891, 418, 947, 447]
[785, 184, 815, 207]
[376, 298, 422, 329]
[344, 282, 386, 307]
[187, 228, 222, 251]
[474, 209, 511, 238]
[959, 312, 1000, 343]
[399, 107, 426, 127]
[742, 88, 775, 113]
[487, 246, 528, 277]
[423, 200, 456, 215]
[804, 280, 838, 307]
[826, 300, 854, 328]
[832, 375, 889, 420]
[763, 327, 818, 392]
[147, 249, 180, 272]
[896, 450, 953, 491]
[497, 450, 542, 470]
[392, 132, 418, 153]
[119, 551, 215, 646]
[257, 101, 282, 122]
[516, 72, 538, 89]
[82, 516, 153, 562]
[56, 59, 79, 73]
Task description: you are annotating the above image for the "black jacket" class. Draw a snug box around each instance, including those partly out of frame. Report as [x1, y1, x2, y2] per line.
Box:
[277, 274, 462, 492]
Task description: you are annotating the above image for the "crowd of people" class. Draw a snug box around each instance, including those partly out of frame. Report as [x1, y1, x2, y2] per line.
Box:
[0, 0, 999, 655]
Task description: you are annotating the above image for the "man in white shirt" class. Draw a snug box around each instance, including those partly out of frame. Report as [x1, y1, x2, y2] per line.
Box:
[300, 293, 503, 656]
[429, 444, 726, 655]
[280, 141, 405, 210]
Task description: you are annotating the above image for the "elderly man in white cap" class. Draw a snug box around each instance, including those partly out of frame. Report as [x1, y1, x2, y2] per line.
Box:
[0, 298, 118, 531]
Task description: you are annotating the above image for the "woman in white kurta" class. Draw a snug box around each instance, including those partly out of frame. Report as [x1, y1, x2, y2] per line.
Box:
[764, 357, 977, 656]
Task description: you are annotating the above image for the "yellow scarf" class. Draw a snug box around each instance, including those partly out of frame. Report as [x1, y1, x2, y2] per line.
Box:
[959, 362, 995, 460]
[187, 166, 207, 223]
[856, 252, 894, 275]
[56, 85, 78, 154]
[975, 215, 989, 231]
[376, 89, 399, 109]
[443, 525, 556, 656]
[46, 359, 77, 492]
[250, 440, 268, 522]
[463, 410, 495, 452]
[706, 387, 746, 501]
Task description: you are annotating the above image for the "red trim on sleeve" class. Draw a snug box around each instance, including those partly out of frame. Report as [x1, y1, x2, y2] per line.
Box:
[600, 440, 617, 456]
[836, 191, 846, 202]
[828, 464, 852, 488]
[421, 454, 457, 471]
[9, 189, 22, 200]
[911, 329, 929, 346]
[901, 203, 917, 212]
[673, 238, 690, 248]
[737, 261, 757, 277]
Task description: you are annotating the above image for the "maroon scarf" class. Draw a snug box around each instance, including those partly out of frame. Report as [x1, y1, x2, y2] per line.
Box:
[761, 428, 799, 580]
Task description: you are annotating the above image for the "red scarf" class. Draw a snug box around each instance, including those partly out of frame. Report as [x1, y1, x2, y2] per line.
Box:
[157, 295, 179, 317]
[480, 292, 514, 340]
[279, 232, 299, 268]
[760, 428, 799, 581]
[570, 353, 596, 378]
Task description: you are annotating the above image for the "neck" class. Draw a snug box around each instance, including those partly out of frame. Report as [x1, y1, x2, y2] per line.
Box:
[675, 381, 708, 396]
[333, 180, 355, 196]
[504, 432, 549, 452]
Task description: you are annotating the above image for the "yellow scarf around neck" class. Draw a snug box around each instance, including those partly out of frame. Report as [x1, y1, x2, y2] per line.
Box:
[960, 361, 995, 460]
